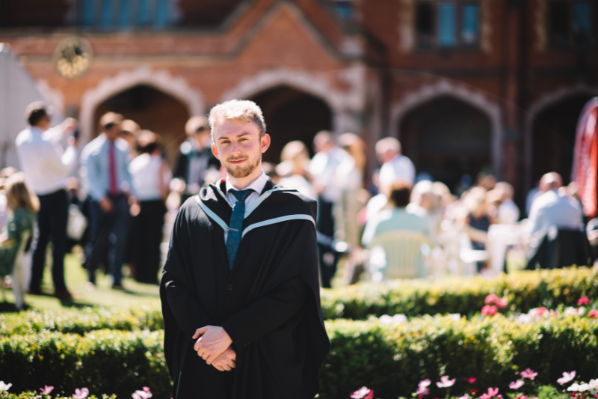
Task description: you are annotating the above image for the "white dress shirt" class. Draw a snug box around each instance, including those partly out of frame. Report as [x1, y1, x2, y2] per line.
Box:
[130, 154, 172, 201]
[309, 146, 351, 202]
[224, 170, 269, 243]
[15, 126, 77, 195]
[379, 154, 415, 187]
[528, 189, 584, 236]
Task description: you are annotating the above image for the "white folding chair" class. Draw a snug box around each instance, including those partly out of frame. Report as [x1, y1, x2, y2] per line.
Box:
[367, 231, 432, 281]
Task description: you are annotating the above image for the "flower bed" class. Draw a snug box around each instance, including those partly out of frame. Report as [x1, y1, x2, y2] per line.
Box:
[320, 267, 598, 319]
[1, 314, 597, 399]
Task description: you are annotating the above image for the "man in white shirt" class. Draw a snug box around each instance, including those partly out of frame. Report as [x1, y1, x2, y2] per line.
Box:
[15, 101, 78, 299]
[528, 172, 584, 237]
[308, 131, 351, 287]
[378, 137, 415, 187]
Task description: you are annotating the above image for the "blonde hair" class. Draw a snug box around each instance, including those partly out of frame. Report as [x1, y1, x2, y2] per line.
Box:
[208, 100, 266, 140]
[5, 173, 39, 213]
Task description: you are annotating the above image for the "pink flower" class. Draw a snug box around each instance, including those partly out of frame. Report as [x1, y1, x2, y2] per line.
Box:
[480, 387, 499, 399]
[578, 297, 590, 306]
[437, 376, 456, 388]
[482, 305, 498, 316]
[521, 369, 538, 380]
[496, 298, 508, 309]
[417, 380, 431, 396]
[485, 294, 498, 305]
[470, 390, 478, 395]
[589, 309, 598, 318]
[40, 386, 54, 395]
[510, 380, 525, 390]
[132, 387, 153, 399]
[557, 371, 576, 385]
[533, 308, 548, 318]
[459, 395, 470, 399]
[465, 377, 477, 384]
[350, 387, 373, 399]
[73, 388, 89, 399]
[515, 396, 528, 399]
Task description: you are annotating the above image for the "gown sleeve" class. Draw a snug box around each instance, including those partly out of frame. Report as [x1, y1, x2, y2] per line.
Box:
[162, 209, 214, 338]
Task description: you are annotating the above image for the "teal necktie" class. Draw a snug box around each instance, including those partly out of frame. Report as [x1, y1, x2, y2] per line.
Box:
[226, 189, 253, 269]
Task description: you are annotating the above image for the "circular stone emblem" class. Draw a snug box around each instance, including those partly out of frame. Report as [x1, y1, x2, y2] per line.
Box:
[54, 37, 93, 79]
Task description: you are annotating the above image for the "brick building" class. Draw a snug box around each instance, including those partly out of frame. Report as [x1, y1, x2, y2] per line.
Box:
[0, 0, 597, 202]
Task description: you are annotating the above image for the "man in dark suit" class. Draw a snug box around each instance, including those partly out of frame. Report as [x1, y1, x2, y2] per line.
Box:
[173, 116, 220, 202]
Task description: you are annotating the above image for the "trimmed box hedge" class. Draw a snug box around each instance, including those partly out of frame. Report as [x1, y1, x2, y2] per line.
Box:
[0, 306, 163, 336]
[0, 330, 169, 399]
[320, 267, 598, 319]
[1, 315, 597, 399]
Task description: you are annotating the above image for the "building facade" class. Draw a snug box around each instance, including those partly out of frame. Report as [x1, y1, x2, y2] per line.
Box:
[1, 0, 597, 202]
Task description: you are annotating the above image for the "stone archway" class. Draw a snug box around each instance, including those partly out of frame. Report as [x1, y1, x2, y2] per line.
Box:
[247, 85, 333, 164]
[80, 66, 204, 144]
[93, 85, 191, 163]
[524, 84, 598, 191]
[221, 67, 363, 135]
[399, 96, 493, 191]
[390, 79, 503, 178]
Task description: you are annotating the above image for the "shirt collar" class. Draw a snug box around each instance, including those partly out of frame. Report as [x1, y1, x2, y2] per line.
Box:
[226, 170, 268, 195]
[30, 126, 44, 135]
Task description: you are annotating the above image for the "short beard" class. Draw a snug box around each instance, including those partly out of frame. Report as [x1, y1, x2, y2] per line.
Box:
[224, 156, 261, 179]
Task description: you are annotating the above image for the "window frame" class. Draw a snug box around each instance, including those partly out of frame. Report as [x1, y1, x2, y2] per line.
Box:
[413, 0, 483, 52]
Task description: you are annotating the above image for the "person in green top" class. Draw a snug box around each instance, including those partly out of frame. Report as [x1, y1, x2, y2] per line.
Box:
[0, 173, 38, 309]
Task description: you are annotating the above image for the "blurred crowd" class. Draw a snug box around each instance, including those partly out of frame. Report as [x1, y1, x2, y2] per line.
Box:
[0, 101, 594, 308]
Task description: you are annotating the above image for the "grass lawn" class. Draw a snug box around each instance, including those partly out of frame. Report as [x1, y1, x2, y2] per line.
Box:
[0, 250, 160, 313]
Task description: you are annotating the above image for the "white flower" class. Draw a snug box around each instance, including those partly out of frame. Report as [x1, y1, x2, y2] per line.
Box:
[379, 314, 407, 325]
[567, 383, 589, 392]
[578, 307, 586, 316]
[449, 314, 461, 321]
[557, 371, 576, 385]
[564, 307, 578, 317]
[0, 382, 12, 392]
[458, 395, 470, 399]
[588, 379, 598, 395]
[515, 314, 532, 324]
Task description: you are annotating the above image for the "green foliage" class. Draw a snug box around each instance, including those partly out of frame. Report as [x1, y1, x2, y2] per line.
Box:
[0, 330, 170, 399]
[0, 306, 163, 335]
[321, 267, 598, 319]
[319, 315, 598, 399]
[2, 316, 597, 399]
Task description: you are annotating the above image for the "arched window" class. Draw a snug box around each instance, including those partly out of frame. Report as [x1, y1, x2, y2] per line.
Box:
[79, 0, 174, 29]
[414, 0, 481, 49]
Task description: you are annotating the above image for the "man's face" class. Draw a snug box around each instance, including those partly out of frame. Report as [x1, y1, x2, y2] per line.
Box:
[105, 123, 122, 141]
[211, 119, 270, 179]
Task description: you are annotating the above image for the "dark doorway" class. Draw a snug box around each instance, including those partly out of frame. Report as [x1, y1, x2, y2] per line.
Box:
[399, 96, 492, 192]
[248, 86, 333, 164]
[531, 94, 595, 185]
[93, 85, 190, 164]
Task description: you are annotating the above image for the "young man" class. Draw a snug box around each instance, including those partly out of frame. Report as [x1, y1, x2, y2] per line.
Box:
[80, 112, 135, 289]
[15, 101, 78, 299]
[160, 100, 329, 399]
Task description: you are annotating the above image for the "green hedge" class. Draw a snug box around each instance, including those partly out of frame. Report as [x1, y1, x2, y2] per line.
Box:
[0, 330, 169, 399]
[1, 269, 595, 337]
[0, 306, 163, 336]
[321, 267, 598, 319]
[2, 316, 597, 399]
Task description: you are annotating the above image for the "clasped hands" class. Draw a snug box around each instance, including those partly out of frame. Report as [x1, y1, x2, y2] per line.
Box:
[193, 326, 236, 372]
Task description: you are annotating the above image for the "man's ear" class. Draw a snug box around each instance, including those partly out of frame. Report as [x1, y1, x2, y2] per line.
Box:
[261, 134, 271, 154]
[211, 143, 220, 159]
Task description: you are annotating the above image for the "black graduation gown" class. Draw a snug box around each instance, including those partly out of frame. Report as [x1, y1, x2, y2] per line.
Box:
[160, 179, 330, 399]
